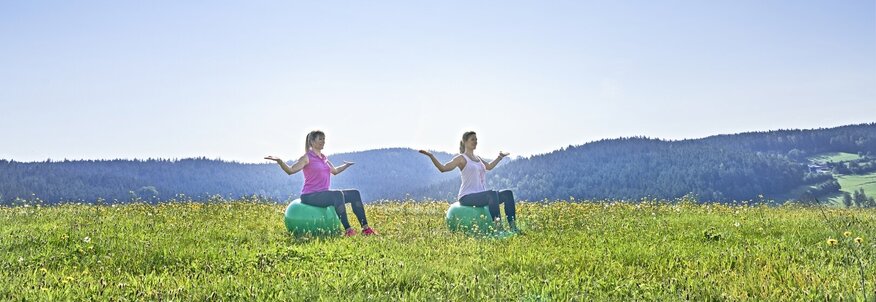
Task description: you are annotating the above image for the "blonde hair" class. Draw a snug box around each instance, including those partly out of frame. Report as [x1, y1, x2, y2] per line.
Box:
[459, 131, 476, 154]
[305, 130, 325, 153]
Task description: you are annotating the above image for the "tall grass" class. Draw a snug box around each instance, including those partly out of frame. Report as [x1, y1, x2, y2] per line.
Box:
[2, 198, 874, 300]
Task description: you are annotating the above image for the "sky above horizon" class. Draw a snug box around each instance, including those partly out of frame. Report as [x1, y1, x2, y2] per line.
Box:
[2, 1, 874, 163]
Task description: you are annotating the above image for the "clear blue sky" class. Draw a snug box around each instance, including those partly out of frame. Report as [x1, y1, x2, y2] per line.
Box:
[2, 1, 874, 163]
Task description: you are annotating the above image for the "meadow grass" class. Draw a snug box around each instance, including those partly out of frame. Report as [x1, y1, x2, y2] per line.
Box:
[811, 152, 863, 164]
[827, 171, 876, 206]
[2, 198, 875, 301]
[837, 173, 876, 195]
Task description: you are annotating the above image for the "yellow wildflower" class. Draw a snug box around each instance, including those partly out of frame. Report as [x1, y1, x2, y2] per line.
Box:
[826, 238, 838, 246]
[854, 237, 864, 244]
[843, 231, 852, 238]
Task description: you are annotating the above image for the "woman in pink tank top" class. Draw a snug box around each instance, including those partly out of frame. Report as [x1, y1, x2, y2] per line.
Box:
[419, 131, 520, 232]
[265, 130, 377, 237]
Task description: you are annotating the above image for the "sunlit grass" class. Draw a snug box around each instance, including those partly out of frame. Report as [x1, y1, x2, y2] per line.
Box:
[826, 171, 876, 205]
[811, 152, 863, 164]
[837, 173, 876, 195]
[2, 198, 875, 300]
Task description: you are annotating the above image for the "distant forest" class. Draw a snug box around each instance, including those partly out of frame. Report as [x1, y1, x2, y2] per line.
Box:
[1, 123, 875, 205]
[0, 149, 456, 204]
[410, 123, 876, 202]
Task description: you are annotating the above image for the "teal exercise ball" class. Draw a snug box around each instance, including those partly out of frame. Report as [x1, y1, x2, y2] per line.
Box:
[445, 202, 495, 234]
[284, 199, 342, 236]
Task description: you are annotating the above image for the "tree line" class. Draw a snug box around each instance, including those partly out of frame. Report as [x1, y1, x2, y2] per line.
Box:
[842, 188, 876, 208]
[412, 123, 876, 203]
[0, 149, 455, 204]
[2, 124, 875, 204]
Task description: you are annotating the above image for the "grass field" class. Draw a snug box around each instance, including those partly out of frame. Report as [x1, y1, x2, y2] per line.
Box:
[811, 152, 863, 164]
[2, 198, 875, 300]
[826, 171, 876, 206]
[806, 152, 874, 206]
[838, 173, 876, 195]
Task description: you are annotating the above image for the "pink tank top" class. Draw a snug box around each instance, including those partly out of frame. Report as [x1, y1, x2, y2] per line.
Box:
[458, 154, 487, 199]
[301, 151, 331, 194]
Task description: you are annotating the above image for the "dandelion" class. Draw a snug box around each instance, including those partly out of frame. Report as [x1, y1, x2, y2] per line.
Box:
[83, 236, 91, 243]
[827, 238, 838, 246]
[843, 231, 852, 238]
[854, 237, 864, 244]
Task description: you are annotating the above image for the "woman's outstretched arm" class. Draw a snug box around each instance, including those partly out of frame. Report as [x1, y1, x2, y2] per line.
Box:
[419, 150, 463, 173]
[265, 155, 309, 175]
[328, 160, 354, 175]
[483, 151, 510, 170]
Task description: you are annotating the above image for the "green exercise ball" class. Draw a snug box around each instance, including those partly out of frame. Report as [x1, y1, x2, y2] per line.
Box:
[445, 202, 495, 234]
[284, 199, 342, 236]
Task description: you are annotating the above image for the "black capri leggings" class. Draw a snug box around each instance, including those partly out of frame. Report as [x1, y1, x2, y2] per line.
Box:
[458, 190, 516, 223]
[300, 189, 368, 230]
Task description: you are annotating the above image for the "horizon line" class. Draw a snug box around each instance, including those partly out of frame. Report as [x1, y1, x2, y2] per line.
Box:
[3, 122, 873, 164]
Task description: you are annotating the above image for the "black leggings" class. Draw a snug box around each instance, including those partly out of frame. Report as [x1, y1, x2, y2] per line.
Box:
[300, 189, 368, 230]
[459, 190, 516, 223]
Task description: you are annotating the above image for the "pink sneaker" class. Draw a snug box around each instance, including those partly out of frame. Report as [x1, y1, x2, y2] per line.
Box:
[362, 227, 378, 236]
[344, 228, 357, 237]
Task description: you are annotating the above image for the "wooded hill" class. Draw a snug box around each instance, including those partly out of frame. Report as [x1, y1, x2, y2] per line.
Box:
[411, 123, 876, 203]
[1, 123, 874, 204]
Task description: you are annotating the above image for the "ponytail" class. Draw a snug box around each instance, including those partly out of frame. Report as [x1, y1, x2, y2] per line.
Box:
[305, 132, 312, 153]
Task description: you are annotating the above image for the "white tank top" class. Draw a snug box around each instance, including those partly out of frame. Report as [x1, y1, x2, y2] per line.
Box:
[458, 154, 487, 199]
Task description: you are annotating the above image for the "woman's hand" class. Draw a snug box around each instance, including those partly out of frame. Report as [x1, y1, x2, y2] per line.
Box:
[484, 151, 510, 171]
[330, 160, 355, 175]
[421, 150, 460, 172]
[267, 154, 308, 175]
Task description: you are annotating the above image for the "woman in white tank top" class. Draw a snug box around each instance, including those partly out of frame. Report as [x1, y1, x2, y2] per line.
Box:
[419, 131, 520, 232]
